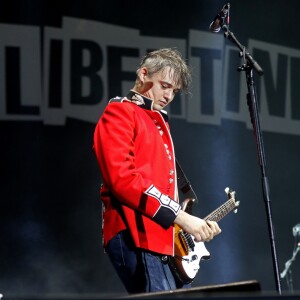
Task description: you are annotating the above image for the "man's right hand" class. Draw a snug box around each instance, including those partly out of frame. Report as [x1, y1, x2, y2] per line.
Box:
[174, 210, 221, 242]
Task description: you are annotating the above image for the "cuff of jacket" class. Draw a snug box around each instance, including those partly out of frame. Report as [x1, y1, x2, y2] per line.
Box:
[145, 185, 181, 229]
[153, 205, 180, 229]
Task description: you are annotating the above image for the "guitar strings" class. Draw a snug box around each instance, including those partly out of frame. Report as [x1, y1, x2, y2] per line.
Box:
[204, 198, 235, 222]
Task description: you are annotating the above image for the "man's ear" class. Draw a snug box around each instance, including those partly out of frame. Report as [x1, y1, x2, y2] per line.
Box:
[138, 67, 148, 82]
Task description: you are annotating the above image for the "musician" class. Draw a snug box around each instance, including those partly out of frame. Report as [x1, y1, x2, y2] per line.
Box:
[93, 48, 221, 294]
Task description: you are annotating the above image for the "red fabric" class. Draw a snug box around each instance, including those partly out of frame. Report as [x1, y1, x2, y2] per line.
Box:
[93, 100, 180, 255]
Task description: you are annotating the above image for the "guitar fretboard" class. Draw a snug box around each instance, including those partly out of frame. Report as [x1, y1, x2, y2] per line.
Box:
[204, 198, 236, 222]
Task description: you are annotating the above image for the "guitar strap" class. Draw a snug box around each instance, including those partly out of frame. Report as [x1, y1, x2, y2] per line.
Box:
[176, 159, 198, 204]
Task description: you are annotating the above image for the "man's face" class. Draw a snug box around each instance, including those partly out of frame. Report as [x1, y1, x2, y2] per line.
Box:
[138, 67, 180, 111]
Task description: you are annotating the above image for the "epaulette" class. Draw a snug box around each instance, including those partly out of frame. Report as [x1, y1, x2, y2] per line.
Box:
[108, 96, 128, 103]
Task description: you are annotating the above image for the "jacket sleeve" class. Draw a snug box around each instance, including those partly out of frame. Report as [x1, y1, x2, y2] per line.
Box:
[93, 102, 180, 229]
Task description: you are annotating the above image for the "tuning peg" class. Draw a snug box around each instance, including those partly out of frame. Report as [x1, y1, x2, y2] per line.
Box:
[225, 187, 236, 199]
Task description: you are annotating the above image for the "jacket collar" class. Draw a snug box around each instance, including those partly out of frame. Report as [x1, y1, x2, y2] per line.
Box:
[126, 90, 168, 122]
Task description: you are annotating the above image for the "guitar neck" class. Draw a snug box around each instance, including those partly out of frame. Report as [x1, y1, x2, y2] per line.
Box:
[204, 198, 236, 222]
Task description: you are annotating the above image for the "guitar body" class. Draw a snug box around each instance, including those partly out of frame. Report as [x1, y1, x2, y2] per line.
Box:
[169, 187, 239, 284]
[169, 223, 211, 284]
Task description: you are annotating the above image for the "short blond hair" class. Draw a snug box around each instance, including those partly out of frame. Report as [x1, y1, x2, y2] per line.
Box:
[137, 48, 192, 93]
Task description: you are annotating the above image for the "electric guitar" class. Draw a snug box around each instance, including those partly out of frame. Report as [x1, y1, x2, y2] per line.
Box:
[169, 187, 239, 284]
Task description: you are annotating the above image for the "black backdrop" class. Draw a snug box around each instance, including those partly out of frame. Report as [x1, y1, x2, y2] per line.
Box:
[1, 0, 300, 297]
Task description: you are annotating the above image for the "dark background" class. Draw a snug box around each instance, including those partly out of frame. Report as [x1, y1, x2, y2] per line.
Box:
[1, 0, 300, 298]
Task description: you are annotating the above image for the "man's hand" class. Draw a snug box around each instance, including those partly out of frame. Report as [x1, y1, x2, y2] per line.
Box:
[174, 210, 221, 242]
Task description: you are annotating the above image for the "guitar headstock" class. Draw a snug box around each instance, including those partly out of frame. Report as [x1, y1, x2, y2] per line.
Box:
[225, 187, 240, 213]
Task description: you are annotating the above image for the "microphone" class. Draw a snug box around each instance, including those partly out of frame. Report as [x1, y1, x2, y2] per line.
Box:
[209, 3, 230, 33]
[293, 223, 300, 237]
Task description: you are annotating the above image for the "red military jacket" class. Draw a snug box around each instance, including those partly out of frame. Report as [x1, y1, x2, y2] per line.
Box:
[93, 90, 181, 256]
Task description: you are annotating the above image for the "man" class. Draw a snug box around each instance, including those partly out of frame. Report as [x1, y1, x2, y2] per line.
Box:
[93, 48, 221, 294]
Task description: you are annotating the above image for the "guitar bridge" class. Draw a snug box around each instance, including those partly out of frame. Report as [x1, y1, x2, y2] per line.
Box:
[174, 255, 189, 262]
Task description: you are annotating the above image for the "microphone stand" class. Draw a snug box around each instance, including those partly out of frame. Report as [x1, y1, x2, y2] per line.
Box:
[280, 244, 300, 292]
[220, 24, 282, 294]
